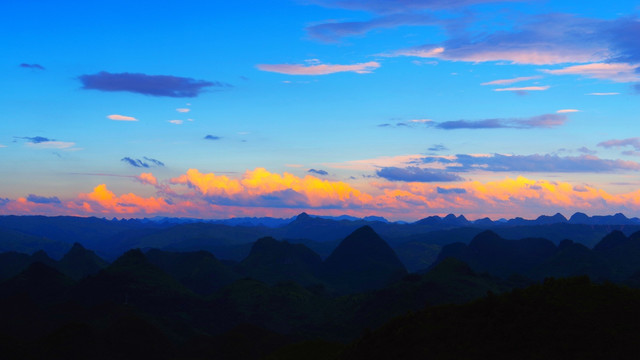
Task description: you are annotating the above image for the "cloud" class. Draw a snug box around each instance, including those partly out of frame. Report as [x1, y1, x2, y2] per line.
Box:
[309, 0, 515, 14]
[493, 86, 550, 93]
[308, 169, 329, 176]
[379, 118, 433, 128]
[376, 166, 463, 182]
[16, 136, 76, 149]
[307, 13, 438, 42]
[557, 109, 580, 113]
[26, 194, 61, 204]
[168, 120, 183, 125]
[256, 61, 380, 75]
[19, 63, 45, 70]
[75, 184, 172, 215]
[107, 114, 138, 121]
[598, 138, 640, 151]
[587, 92, 620, 96]
[171, 168, 373, 208]
[144, 157, 165, 167]
[428, 144, 448, 152]
[542, 63, 640, 83]
[121, 157, 164, 168]
[577, 147, 597, 155]
[10, 166, 640, 220]
[420, 153, 640, 172]
[0, 144, 6, 148]
[437, 187, 466, 194]
[176, 108, 190, 113]
[78, 71, 230, 97]
[384, 14, 638, 68]
[481, 76, 542, 86]
[204, 135, 221, 141]
[18, 136, 53, 144]
[136, 172, 158, 186]
[436, 113, 567, 129]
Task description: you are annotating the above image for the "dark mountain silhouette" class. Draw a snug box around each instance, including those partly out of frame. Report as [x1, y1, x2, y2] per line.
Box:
[342, 277, 640, 360]
[529, 239, 612, 281]
[146, 248, 240, 295]
[592, 230, 640, 280]
[322, 226, 407, 294]
[434, 230, 557, 278]
[0, 226, 71, 259]
[0, 262, 74, 304]
[237, 237, 323, 287]
[73, 249, 195, 310]
[0, 251, 34, 281]
[57, 242, 108, 280]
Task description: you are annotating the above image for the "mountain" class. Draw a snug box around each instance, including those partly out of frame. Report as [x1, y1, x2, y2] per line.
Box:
[342, 277, 640, 359]
[73, 249, 195, 310]
[57, 243, 108, 280]
[0, 262, 74, 304]
[146, 249, 240, 295]
[322, 226, 407, 294]
[592, 230, 640, 280]
[237, 237, 323, 287]
[434, 230, 557, 278]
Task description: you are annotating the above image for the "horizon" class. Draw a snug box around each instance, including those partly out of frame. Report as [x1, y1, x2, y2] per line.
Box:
[2, 210, 636, 224]
[2, 1, 640, 221]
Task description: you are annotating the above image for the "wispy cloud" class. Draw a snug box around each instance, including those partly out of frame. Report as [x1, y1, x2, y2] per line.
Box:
[19, 63, 45, 70]
[598, 138, 640, 151]
[436, 113, 567, 130]
[557, 109, 580, 113]
[16, 136, 77, 149]
[176, 108, 190, 113]
[420, 153, 640, 173]
[168, 120, 183, 125]
[543, 63, 640, 83]
[493, 86, 550, 93]
[376, 166, 463, 182]
[307, 13, 438, 42]
[78, 71, 231, 97]
[308, 168, 329, 176]
[428, 144, 448, 152]
[256, 61, 380, 75]
[26, 194, 61, 204]
[587, 92, 620, 96]
[121, 157, 165, 168]
[204, 135, 221, 141]
[385, 14, 639, 69]
[107, 114, 138, 121]
[481, 76, 542, 86]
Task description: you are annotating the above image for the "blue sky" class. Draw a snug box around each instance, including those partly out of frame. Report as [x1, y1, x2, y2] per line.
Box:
[1, 0, 640, 220]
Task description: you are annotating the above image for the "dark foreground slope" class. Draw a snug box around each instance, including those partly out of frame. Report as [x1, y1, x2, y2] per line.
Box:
[343, 276, 640, 360]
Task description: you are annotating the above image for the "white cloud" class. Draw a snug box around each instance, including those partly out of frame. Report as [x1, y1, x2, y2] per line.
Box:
[481, 76, 542, 86]
[27, 141, 76, 149]
[494, 86, 550, 92]
[587, 92, 620, 96]
[543, 63, 640, 82]
[168, 120, 183, 125]
[107, 114, 138, 121]
[557, 109, 580, 113]
[256, 61, 380, 75]
[176, 108, 190, 113]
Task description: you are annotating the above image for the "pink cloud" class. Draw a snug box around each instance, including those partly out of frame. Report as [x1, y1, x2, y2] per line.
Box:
[256, 61, 380, 75]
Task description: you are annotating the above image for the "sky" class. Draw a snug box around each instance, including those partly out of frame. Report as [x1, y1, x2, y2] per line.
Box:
[1, 0, 640, 221]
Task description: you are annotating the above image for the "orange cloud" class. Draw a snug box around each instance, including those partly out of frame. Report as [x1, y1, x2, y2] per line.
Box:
[76, 184, 171, 214]
[136, 172, 158, 186]
[3, 169, 640, 221]
[171, 168, 373, 208]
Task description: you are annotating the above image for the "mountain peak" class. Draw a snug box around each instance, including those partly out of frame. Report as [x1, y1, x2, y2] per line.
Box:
[295, 212, 311, 221]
